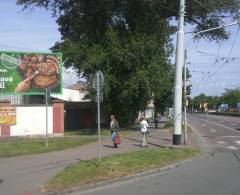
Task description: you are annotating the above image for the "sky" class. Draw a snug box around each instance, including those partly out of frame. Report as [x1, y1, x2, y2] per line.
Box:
[185, 22, 240, 97]
[0, 0, 79, 87]
[0, 1, 239, 96]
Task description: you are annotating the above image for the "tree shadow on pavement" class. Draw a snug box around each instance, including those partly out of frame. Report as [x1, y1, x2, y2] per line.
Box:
[103, 145, 115, 148]
[125, 137, 169, 149]
[148, 135, 171, 142]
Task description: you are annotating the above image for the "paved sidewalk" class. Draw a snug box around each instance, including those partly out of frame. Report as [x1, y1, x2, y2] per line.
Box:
[0, 125, 200, 195]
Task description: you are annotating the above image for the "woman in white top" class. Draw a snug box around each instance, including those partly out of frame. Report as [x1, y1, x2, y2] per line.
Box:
[140, 117, 149, 147]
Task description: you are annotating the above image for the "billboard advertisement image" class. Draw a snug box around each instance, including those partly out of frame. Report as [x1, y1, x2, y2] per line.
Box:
[0, 51, 62, 94]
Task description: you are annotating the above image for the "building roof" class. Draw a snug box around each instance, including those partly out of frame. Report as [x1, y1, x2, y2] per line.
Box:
[67, 81, 87, 92]
[51, 88, 90, 102]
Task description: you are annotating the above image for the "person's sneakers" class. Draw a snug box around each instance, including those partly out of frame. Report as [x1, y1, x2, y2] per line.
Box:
[114, 144, 118, 148]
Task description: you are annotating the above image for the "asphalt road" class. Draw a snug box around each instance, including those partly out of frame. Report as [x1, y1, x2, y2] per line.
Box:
[189, 114, 240, 151]
[73, 114, 240, 195]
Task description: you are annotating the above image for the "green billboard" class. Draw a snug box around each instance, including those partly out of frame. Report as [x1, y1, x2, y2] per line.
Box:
[0, 51, 62, 95]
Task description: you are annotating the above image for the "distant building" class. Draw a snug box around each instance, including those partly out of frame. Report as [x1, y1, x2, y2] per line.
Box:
[218, 104, 229, 112]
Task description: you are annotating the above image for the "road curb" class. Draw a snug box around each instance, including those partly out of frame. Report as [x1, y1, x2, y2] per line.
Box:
[40, 151, 205, 195]
[187, 122, 211, 153]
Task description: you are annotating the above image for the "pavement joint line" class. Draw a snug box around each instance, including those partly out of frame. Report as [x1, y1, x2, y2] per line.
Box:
[41, 152, 206, 195]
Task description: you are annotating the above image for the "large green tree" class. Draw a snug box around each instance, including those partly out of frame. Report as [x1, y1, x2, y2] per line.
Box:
[17, 0, 240, 123]
[222, 88, 240, 108]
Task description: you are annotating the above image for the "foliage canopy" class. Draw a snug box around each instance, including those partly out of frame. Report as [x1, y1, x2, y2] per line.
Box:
[17, 0, 240, 123]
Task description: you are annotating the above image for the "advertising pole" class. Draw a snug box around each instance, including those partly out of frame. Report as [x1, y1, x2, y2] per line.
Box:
[173, 0, 185, 145]
[45, 88, 48, 148]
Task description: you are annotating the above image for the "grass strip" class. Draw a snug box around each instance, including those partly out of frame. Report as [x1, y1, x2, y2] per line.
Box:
[0, 136, 96, 158]
[209, 112, 240, 117]
[46, 148, 199, 192]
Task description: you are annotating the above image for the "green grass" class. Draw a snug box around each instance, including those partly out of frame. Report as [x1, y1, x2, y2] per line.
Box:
[163, 119, 192, 134]
[164, 119, 173, 129]
[0, 136, 96, 158]
[46, 148, 199, 192]
[209, 112, 240, 117]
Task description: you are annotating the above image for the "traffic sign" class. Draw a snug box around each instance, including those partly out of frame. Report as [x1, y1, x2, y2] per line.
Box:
[93, 70, 104, 91]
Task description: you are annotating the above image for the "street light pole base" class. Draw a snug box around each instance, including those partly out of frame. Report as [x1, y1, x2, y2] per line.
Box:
[173, 134, 181, 145]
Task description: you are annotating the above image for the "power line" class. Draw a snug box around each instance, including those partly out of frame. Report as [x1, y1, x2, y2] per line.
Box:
[192, 25, 240, 95]
[205, 24, 240, 81]
[189, 69, 240, 74]
[193, 43, 221, 87]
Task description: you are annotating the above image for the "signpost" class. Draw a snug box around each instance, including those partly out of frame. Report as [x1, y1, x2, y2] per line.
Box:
[93, 70, 104, 162]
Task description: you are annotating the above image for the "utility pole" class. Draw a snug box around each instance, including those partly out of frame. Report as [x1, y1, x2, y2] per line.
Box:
[173, 0, 185, 145]
[183, 49, 187, 145]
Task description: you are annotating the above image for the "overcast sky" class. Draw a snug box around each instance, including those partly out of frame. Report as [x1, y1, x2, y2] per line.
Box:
[0, 1, 239, 96]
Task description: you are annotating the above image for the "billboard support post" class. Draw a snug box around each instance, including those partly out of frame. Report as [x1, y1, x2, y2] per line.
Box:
[45, 88, 48, 149]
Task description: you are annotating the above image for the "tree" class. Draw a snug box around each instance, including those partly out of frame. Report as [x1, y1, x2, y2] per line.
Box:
[17, 0, 240, 123]
[191, 93, 207, 111]
[222, 88, 240, 109]
[207, 96, 222, 110]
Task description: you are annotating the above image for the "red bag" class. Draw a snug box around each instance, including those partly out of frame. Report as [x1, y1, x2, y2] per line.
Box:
[114, 134, 121, 144]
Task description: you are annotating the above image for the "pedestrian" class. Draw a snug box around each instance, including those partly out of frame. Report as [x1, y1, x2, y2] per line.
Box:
[140, 116, 149, 147]
[154, 114, 159, 129]
[110, 114, 120, 148]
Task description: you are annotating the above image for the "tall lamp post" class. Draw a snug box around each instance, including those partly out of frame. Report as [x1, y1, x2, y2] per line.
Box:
[173, 0, 185, 145]
[173, 0, 239, 145]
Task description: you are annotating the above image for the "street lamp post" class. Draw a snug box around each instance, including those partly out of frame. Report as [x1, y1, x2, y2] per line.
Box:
[173, 0, 185, 145]
[173, 1, 240, 145]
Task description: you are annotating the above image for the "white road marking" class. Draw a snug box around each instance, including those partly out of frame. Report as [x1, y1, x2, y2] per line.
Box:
[230, 123, 238, 126]
[219, 121, 224, 123]
[217, 141, 227, 145]
[201, 123, 206, 127]
[227, 146, 238, 150]
[210, 129, 216, 133]
[234, 140, 240, 145]
[199, 118, 239, 133]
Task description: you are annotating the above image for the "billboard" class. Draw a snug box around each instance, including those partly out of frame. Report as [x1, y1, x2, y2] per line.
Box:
[0, 107, 16, 125]
[0, 51, 62, 94]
